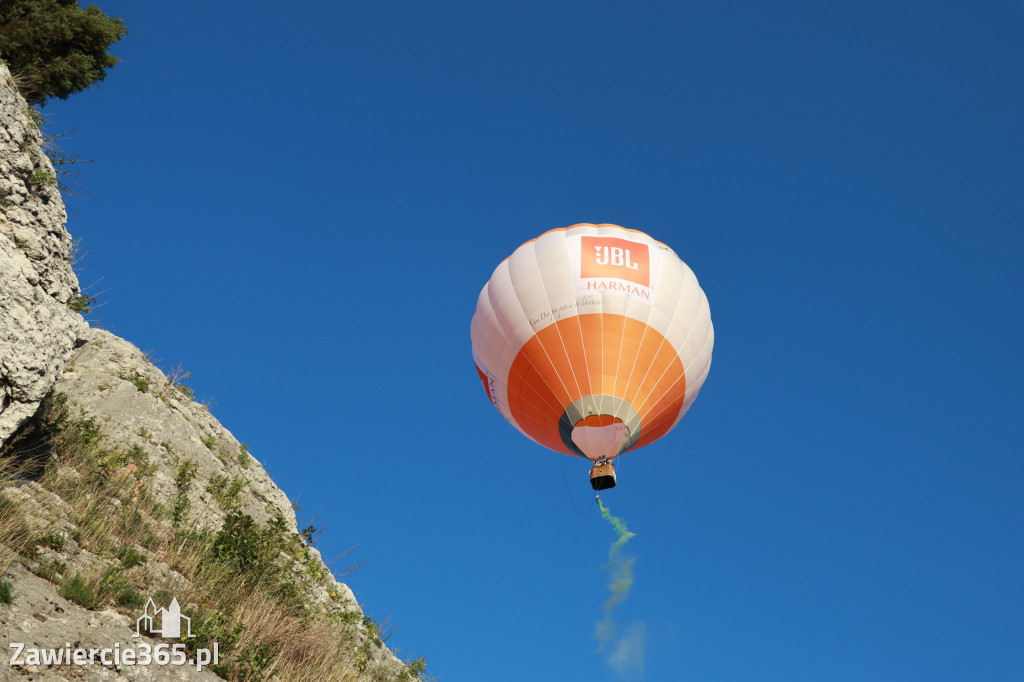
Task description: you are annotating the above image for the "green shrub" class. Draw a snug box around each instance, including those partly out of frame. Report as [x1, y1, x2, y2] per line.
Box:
[60, 573, 97, 609]
[93, 566, 144, 608]
[362, 615, 383, 645]
[29, 167, 56, 186]
[115, 584, 144, 608]
[32, 561, 61, 582]
[207, 475, 247, 510]
[68, 293, 97, 313]
[115, 544, 147, 569]
[300, 525, 317, 544]
[337, 609, 361, 625]
[399, 656, 430, 681]
[183, 608, 244, 678]
[94, 448, 129, 479]
[118, 373, 149, 393]
[37, 531, 66, 551]
[210, 513, 265, 574]
[172, 461, 198, 527]
[0, 580, 13, 604]
[236, 642, 276, 681]
[126, 443, 156, 476]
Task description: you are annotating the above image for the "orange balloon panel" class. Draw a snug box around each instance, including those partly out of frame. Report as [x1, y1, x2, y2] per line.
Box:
[471, 224, 713, 461]
[505, 314, 685, 455]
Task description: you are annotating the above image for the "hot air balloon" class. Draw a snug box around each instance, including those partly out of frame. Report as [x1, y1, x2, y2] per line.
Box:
[470, 224, 713, 490]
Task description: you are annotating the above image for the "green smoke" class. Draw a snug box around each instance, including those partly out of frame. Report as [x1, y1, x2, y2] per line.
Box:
[597, 497, 636, 616]
[595, 498, 644, 678]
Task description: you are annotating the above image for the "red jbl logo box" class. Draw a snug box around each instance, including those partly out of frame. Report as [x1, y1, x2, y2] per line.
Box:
[580, 236, 650, 286]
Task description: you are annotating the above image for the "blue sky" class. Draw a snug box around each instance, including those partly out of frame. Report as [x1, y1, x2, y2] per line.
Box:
[43, 2, 1023, 680]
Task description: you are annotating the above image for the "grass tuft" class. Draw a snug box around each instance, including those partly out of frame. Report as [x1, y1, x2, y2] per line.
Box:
[60, 573, 97, 609]
[207, 475, 247, 510]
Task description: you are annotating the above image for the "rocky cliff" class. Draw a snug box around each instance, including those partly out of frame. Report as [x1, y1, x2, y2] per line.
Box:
[0, 63, 422, 681]
[0, 67, 87, 445]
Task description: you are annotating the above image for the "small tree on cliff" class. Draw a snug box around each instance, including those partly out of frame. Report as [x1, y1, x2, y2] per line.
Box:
[0, 0, 127, 104]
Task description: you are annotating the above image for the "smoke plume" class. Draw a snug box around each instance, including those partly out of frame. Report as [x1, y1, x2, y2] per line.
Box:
[595, 497, 645, 678]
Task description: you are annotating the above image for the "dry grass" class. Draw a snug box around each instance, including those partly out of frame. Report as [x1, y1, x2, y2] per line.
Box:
[153, 533, 362, 681]
[0, 393, 413, 681]
[0, 493, 33, 574]
[0, 439, 47, 574]
[4, 68, 43, 114]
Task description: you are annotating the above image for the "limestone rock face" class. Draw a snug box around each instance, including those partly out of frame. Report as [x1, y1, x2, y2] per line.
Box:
[0, 64, 88, 444]
[53, 327, 297, 532]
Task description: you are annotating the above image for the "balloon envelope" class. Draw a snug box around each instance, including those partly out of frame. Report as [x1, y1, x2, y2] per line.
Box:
[471, 224, 713, 462]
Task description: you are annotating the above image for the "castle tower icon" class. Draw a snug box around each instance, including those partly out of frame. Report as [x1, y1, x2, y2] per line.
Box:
[135, 597, 192, 638]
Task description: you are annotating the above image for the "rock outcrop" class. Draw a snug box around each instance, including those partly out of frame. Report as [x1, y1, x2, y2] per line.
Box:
[0, 64, 420, 680]
[0, 63, 88, 444]
[55, 328, 298, 534]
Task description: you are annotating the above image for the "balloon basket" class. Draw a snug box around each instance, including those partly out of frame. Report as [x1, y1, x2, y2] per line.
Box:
[589, 460, 617, 490]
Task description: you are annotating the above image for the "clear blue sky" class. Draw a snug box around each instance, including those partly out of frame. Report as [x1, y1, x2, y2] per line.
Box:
[45, 2, 1022, 680]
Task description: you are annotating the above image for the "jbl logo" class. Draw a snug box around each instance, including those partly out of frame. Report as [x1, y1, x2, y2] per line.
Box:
[581, 236, 650, 286]
[595, 245, 639, 269]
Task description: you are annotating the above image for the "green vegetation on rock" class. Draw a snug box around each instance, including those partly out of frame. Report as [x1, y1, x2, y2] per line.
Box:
[0, 393, 432, 680]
